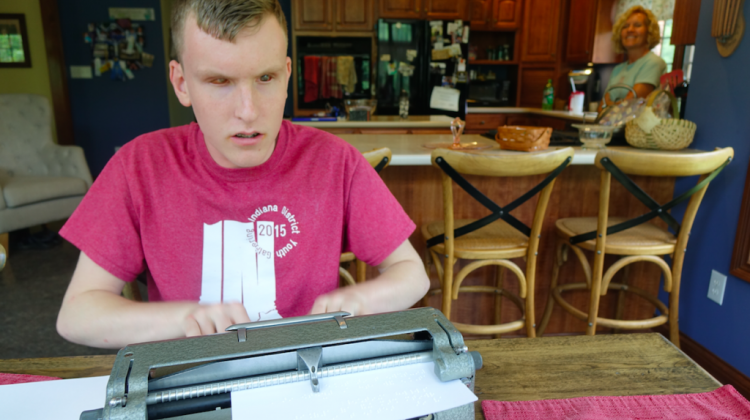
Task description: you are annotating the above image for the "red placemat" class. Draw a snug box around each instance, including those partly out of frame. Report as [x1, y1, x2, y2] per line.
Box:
[0, 372, 61, 385]
[482, 385, 750, 420]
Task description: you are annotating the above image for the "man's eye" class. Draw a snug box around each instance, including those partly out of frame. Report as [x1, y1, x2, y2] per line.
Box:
[211, 78, 227, 84]
[260, 74, 272, 82]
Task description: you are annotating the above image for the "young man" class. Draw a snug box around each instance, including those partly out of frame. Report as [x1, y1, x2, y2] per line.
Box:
[56, 0, 429, 349]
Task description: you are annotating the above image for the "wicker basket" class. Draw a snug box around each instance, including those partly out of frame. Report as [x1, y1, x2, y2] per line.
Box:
[495, 126, 551, 152]
[625, 90, 697, 150]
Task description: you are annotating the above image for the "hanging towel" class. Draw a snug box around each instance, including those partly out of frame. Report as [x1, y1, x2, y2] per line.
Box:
[336, 56, 357, 94]
[303, 56, 320, 103]
[320, 56, 342, 99]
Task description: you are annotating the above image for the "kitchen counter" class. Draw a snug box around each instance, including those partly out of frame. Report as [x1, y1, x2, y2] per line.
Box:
[291, 115, 454, 128]
[468, 107, 598, 123]
[338, 134, 596, 166]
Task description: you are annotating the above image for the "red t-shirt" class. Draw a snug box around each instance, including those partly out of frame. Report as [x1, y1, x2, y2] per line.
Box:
[60, 121, 415, 321]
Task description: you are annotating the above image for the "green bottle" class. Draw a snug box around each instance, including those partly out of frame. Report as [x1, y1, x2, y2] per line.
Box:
[542, 79, 554, 110]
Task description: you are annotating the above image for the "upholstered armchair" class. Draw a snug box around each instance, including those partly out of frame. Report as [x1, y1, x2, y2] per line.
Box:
[0, 94, 93, 251]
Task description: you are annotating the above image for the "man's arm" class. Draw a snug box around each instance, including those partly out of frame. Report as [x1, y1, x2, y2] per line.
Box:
[309, 239, 430, 316]
[57, 252, 251, 349]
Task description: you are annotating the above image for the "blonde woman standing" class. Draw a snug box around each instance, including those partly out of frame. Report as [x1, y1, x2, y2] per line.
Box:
[601, 6, 666, 109]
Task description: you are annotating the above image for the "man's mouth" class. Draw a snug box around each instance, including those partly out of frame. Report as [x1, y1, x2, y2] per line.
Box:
[235, 133, 261, 138]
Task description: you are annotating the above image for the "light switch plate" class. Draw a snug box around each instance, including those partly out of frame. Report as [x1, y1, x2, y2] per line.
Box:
[707, 270, 727, 305]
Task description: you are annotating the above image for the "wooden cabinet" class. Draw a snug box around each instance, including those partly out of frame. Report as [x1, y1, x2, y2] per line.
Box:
[294, 0, 333, 31]
[469, 0, 493, 28]
[521, 0, 561, 62]
[538, 116, 568, 130]
[336, 0, 374, 31]
[671, 0, 701, 45]
[294, 0, 374, 32]
[506, 114, 541, 126]
[466, 113, 570, 131]
[491, 0, 523, 29]
[465, 113, 507, 133]
[565, 0, 597, 62]
[424, 0, 468, 20]
[470, 0, 522, 30]
[379, 0, 422, 19]
[518, 67, 555, 107]
[564, 0, 619, 63]
[379, 0, 467, 20]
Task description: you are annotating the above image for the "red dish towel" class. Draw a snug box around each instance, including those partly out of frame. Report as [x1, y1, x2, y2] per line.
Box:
[303, 56, 320, 103]
[0, 372, 61, 385]
[320, 56, 342, 100]
[482, 385, 750, 419]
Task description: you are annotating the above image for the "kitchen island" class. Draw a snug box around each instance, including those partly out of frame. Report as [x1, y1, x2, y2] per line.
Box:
[292, 109, 598, 136]
[338, 134, 674, 338]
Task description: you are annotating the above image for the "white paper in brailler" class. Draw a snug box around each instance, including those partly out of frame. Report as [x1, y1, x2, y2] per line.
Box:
[230, 361, 477, 420]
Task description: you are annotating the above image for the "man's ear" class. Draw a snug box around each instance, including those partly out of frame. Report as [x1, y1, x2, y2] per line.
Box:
[285, 57, 292, 86]
[169, 60, 192, 107]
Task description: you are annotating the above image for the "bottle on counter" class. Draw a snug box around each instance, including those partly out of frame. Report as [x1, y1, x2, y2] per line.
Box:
[542, 79, 554, 110]
[399, 89, 409, 119]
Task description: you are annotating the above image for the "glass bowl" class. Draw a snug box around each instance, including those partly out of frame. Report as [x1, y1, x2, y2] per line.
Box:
[344, 99, 377, 121]
[571, 124, 616, 149]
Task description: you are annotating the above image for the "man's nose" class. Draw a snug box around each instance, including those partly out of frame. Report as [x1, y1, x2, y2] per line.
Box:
[234, 85, 259, 122]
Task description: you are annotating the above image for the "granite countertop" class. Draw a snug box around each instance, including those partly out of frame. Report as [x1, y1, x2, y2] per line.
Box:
[337, 134, 596, 166]
[290, 115, 455, 128]
[468, 107, 598, 123]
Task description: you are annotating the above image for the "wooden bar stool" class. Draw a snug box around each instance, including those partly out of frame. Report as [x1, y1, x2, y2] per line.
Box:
[339, 147, 392, 286]
[422, 147, 574, 337]
[538, 147, 734, 347]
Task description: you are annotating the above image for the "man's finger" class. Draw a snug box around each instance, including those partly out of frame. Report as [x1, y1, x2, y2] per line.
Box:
[309, 296, 329, 314]
[209, 309, 233, 334]
[183, 315, 201, 337]
[225, 302, 251, 325]
[193, 310, 216, 335]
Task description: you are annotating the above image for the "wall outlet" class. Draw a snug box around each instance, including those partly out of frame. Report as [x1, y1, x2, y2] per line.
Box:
[707, 270, 727, 305]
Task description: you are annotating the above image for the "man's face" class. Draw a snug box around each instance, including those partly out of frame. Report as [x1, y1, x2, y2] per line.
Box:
[170, 14, 291, 169]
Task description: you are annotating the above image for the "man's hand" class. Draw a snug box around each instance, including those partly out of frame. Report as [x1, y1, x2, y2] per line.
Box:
[182, 302, 251, 337]
[57, 252, 254, 348]
[309, 239, 430, 316]
[310, 287, 367, 316]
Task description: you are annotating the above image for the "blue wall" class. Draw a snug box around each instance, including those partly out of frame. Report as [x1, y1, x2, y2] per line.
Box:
[59, 0, 171, 176]
[668, 1, 750, 376]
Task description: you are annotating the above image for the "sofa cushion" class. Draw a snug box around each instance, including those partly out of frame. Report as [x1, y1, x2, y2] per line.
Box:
[2, 176, 88, 208]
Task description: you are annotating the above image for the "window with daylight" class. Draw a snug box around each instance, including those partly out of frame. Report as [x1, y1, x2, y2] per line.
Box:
[652, 19, 675, 72]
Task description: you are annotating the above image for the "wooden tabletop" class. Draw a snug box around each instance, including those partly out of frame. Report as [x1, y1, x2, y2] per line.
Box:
[468, 333, 721, 419]
[0, 333, 720, 419]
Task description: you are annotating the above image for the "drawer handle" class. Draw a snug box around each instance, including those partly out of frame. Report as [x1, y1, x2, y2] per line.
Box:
[480, 120, 485, 124]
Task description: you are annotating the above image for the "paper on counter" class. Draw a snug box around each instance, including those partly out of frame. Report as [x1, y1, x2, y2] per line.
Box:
[231, 361, 477, 420]
[430, 86, 461, 112]
[0, 375, 109, 420]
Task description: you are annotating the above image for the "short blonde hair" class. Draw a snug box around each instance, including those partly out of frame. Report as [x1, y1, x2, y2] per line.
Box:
[171, 0, 288, 61]
[611, 6, 661, 53]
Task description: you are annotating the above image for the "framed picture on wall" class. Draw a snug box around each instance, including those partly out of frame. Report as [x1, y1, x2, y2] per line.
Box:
[0, 14, 32, 68]
[731, 159, 750, 283]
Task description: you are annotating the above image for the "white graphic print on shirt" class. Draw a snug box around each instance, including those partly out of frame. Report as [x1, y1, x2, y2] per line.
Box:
[199, 205, 301, 322]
